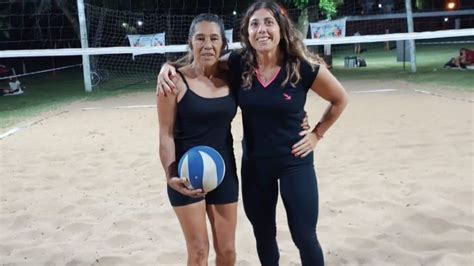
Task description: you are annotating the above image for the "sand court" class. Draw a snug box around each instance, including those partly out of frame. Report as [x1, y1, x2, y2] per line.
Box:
[1, 80, 472, 265]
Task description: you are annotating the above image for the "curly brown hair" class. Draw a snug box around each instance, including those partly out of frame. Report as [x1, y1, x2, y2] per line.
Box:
[239, 0, 324, 89]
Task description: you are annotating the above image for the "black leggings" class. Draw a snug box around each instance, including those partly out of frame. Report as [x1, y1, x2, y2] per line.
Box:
[241, 154, 324, 266]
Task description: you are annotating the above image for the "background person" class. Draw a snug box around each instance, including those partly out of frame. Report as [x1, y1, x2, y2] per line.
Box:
[444, 48, 474, 69]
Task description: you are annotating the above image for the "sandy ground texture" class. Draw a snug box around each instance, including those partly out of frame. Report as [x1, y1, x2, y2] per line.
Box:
[1, 80, 473, 265]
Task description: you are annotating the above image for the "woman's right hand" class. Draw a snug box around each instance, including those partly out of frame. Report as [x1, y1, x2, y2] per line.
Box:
[156, 63, 178, 97]
[168, 177, 207, 198]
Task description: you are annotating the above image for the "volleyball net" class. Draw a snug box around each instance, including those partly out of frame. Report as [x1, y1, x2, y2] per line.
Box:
[0, 2, 473, 91]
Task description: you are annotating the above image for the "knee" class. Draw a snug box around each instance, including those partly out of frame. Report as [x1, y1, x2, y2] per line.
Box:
[290, 229, 318, 250]
[188, 239, 209, 263]
[215, 243, 236, 262]
[252, 223, 277, 242]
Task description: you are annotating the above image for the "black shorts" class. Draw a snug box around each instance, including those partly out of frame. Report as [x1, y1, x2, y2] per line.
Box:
[167, 151, 239, 207]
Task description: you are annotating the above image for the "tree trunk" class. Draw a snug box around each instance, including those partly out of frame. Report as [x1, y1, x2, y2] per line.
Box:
[55, 0, 80, 40]
[296, 7, 309, 38]
[34, 1, 47, 41]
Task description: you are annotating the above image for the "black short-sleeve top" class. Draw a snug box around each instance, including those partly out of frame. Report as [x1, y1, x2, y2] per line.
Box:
[228, 50, 319, 158]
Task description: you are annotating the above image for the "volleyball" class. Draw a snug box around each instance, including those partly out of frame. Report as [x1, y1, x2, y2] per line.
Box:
[178, 146, 225, 192]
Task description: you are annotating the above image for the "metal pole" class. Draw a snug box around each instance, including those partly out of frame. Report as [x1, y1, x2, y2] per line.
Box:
[405, 0, 416, 73]
[403, 40, 406, 71]
[77, 0, 92, 92]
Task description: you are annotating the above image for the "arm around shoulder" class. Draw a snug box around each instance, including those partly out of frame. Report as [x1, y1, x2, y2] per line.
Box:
[156, 62, 179, 96]
[218, 51, 231, 70]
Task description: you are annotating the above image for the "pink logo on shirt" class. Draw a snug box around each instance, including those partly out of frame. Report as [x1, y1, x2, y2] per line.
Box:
[283, 93, 292, 101]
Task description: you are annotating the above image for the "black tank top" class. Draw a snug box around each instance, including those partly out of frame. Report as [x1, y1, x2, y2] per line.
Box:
[174, 70, 237, 158]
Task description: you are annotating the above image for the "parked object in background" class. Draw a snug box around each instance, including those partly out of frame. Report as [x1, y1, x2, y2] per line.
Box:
[344, 56, 367, 68]
[345, 56, 357, 68]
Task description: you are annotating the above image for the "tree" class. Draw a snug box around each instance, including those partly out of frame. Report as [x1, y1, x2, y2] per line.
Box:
[294, 0, 311, 38]
[281, 0, 312, 38]
[33, 0, 80, 41]
[319, 0, 343, 19]
[0, 8, 10, 41]
[286, 0, 343, 38]
[55, 0, 80, 39]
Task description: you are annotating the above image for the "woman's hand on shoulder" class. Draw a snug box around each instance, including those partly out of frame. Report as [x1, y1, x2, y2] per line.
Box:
[156, 63, 179, 97]
[168, 177, 207, 198]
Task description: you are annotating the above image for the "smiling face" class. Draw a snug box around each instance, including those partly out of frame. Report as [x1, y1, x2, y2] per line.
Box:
[190, 21, 224, 67]
[247, 8, 281, 54]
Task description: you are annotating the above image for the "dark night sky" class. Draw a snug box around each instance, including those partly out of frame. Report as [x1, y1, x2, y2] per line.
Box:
[1, 0, 472, 50]
[90, 0, 473, 12]
[0, 0, 472, 72]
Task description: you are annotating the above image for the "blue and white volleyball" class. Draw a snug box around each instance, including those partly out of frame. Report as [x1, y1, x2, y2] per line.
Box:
[178, 146, 225, 192]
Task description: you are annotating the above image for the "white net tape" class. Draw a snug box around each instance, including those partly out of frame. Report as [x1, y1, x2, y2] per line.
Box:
[0, 29, 472, 58]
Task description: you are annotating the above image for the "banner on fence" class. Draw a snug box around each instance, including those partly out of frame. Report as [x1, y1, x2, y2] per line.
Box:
[225, 29, 233, 43]
[310, 18, 347, 39]
[127, 33, 165, 47]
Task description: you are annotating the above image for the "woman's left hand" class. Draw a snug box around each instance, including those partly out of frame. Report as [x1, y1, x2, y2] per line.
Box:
[292, 130, 318, 158]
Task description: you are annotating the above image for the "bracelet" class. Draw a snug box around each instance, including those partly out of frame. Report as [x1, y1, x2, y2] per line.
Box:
[314, 122, 324, 140]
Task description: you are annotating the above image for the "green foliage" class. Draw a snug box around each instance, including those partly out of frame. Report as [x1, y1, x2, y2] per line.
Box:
[279, 0, 308, 10]
[292, 0, 309, 10]
[319, 0, 343, 19]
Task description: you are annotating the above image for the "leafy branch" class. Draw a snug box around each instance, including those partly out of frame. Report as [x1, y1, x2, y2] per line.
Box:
[319, 0, 343, 19]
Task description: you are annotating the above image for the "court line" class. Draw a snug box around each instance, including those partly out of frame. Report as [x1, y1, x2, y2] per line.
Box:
[1, 105, 157, 140]
[0, 111, 68, 140]
[414, 89, 473, 103]
[351, 89, 398, 93]
[0, 127, 20, 139]
[2, 91, 471, 140]
[81, 105, 156, 111]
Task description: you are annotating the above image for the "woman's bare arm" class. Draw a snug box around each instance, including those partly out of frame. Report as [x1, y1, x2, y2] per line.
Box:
[292, 65, 348, 157]
[157, 78, 206, 197]
[309, 65, 348, 136]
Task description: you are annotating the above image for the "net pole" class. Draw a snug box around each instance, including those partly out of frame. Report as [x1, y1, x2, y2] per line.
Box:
[405, 0, 417, 73]
[77, 0, 92, 92]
